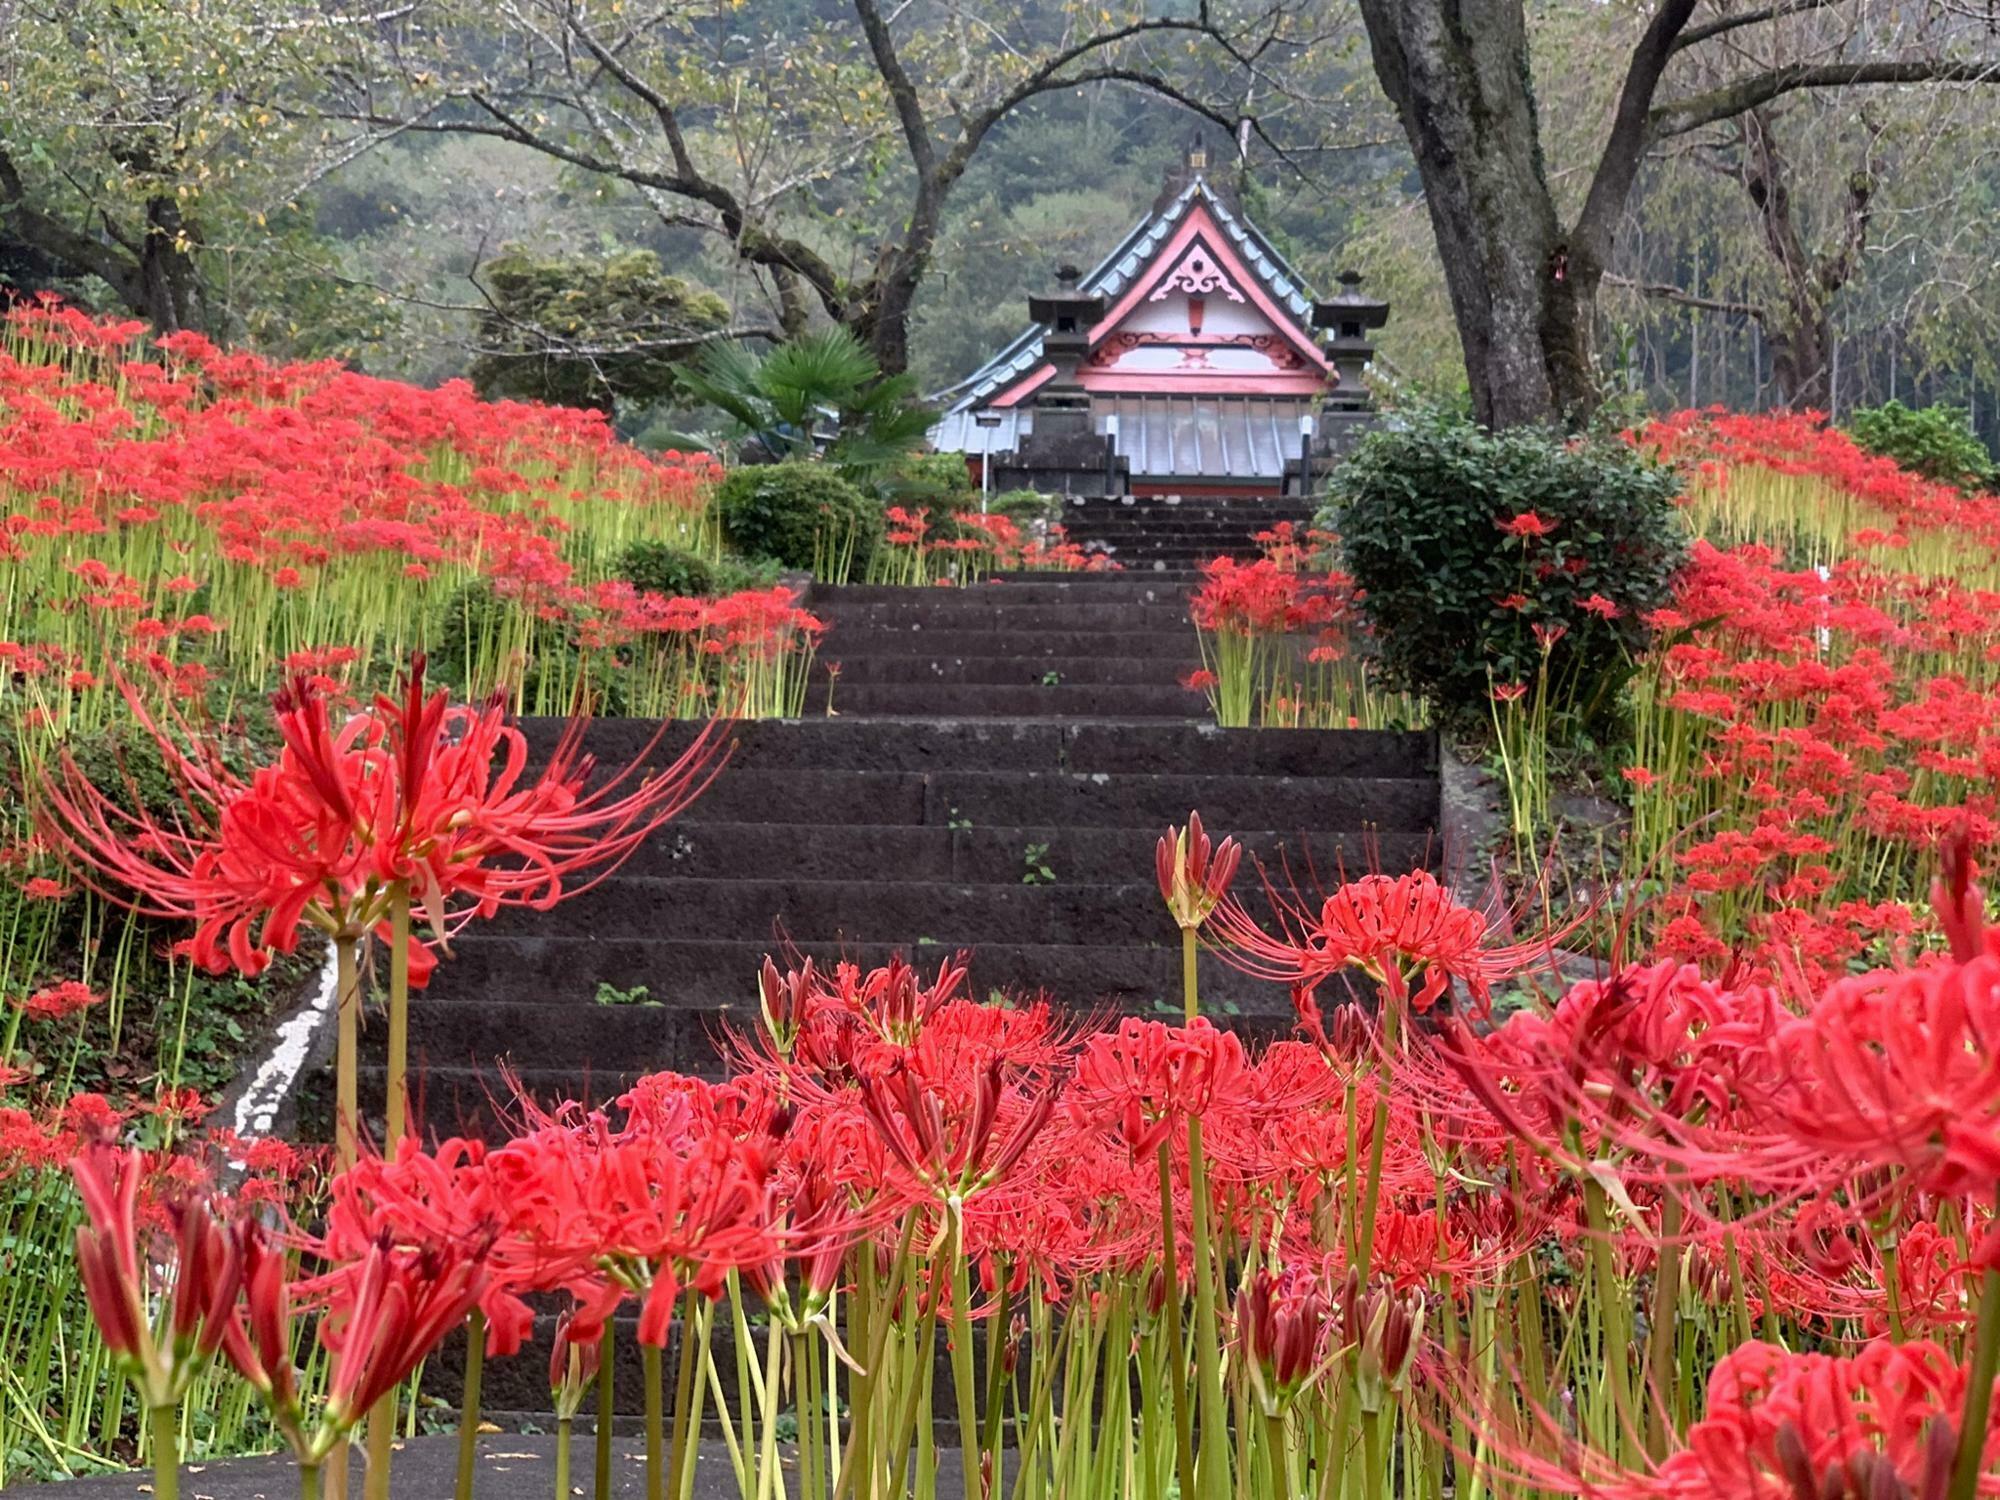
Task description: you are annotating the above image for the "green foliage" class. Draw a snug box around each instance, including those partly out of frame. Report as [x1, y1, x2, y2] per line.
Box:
[716, 461, 883, 580]
[885, 452, 979, 514]
[1847, 400, 1997, 491]
[1329, 412, 1687, 734]
[679, 329, 935, 483]
[989, 488, 1062, 524]
[616, 541, 718, 599]
[469, 246, 733, 412]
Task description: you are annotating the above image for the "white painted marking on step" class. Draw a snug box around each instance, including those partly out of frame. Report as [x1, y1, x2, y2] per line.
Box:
[232, 942, 339, 1138]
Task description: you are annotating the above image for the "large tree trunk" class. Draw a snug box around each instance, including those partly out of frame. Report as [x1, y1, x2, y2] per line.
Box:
[1356, 0, 1589, 427]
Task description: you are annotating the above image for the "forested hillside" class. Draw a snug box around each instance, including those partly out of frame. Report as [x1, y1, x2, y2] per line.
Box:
[1, 0, 1995, 439]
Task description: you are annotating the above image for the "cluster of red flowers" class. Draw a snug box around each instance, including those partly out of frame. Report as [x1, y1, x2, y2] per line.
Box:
[1628, 528, 2000, 981]
[1639, 407, 2000, 551]
[0, 301, 835, 724]
[874, 505, 1116, 578]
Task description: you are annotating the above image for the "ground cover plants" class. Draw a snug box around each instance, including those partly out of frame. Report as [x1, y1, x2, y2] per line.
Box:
[14, 294, 2000, 1499]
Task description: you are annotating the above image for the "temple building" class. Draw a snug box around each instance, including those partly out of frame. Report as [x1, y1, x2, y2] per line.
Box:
[929, 146, 1387, 501]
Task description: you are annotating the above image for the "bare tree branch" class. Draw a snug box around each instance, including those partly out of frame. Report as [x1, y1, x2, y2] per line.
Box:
[1653, 58, 2000, 139]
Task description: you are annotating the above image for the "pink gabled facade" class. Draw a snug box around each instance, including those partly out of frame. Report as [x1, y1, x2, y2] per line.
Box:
[931, 162, 1349, 497]
[981, 203, 1331, 409]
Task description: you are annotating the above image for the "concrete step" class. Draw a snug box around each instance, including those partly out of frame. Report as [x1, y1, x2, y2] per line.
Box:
[814, 600, 1192, 631]
[615, 820, 1431, 883]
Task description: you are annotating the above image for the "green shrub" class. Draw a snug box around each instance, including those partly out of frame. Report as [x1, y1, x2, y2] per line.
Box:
[716, 460, 883, 581]
[1328, 412, 1687, 734]
[1846, 400, 1996, 490]
[885, 452, 979, 514]
[616, 540, 717, 598]
[989, 488, 1062, 525]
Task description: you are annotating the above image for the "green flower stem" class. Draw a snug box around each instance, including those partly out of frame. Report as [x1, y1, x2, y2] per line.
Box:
[456, 1309, 486, 1500]
[386, 884, 412, 1149]
[149, 1404, 179, 1500]
[946, 1209, 983, 1500]
[365, 1390, 396, 1500]
[298, 1463, 323, 1500]
[1949, 1264, 2000, 1500]
[595, 1321, 616, 1500]
[335, 935, 360, 1170]
[643, 1342, 666, 1500]
[1155, 1142, 1196, 1500]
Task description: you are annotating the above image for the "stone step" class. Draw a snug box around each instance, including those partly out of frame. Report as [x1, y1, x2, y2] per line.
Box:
[493, 877, 1228, 947]
[809, 683, 1200, 718]
[815, 627, 1194, 658]
[616, 821, 1430, 883]
[812, 580, 1184, 604]
[520, 717, 1437, 779]
[413, 936, 1307, 1013]
[674, 768, 1436, 831]
[394, 973, 1307, 1072]
[814, 600, 1192, 631]
[823, 653, 1191, 687]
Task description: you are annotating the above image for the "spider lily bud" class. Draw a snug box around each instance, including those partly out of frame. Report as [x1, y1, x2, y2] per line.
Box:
[549, 1308, 601, 1422]
[759, 956, 814, 1057]
[71, 1144, 240, 1410]
[1337, 1270, 1424, 1415]
[1236, 1266, 1329, 1417]
[1157, 811, 1241, 931]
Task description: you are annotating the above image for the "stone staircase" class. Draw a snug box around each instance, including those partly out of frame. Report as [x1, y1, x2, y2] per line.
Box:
[306, 519, 1438, 1425]
[1056, 492, 1316, 572]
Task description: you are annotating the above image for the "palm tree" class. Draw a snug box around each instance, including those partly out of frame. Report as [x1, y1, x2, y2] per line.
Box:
[677, 328, 936, 482]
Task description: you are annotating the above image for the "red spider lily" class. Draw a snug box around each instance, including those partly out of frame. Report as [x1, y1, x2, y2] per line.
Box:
[1213, 869, 1559, 1016]
[314, 1229, 493, 1439]
[34, 657, 728, 979]
[1067, 1017, 1253, 1156]
[1497, 511, 1557, 539]
[18, 979, 101, 1021]
[1479, 1338, 1992, 1500]
[484, 1096, 778, 1347]
[70, 1144, 240, 1408]
[1158, 812, 1242, 932]
[858, 1055, 1056, 1205]
[743, 1163, 863, 1325]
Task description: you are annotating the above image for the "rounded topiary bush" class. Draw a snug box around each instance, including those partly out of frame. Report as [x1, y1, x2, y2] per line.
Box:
[615, 540, 717, 598]
[1327, 412, 1687, 734]
[1846, 400, 1996, 491]
[715, 460, 883, 580]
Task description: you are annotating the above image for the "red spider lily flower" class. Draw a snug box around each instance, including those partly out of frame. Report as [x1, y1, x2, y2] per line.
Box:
[858, 1055, 1056, 1205]
[217, 1215, 309, 1456]
[1497, 511, 1556, 539]
[1484, 1338, 1989, 1500]
[1214, 870, 1560, 1017]
[71, 1144, 241, 1408]
[742, 1163, 862, 1325]
[1067, 1017, 1253, 1157]
[1236, 1264, 1330, 1416]
[18, 979, 101, 1021]
[317, 1230, 493, 1437]
[1158, 812, 1242, 932]
[33, 657, 729, 980]
[22, 876, 68, 899]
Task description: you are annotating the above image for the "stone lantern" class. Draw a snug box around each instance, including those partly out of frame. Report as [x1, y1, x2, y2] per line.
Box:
[1312, 270, 1390, 412]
